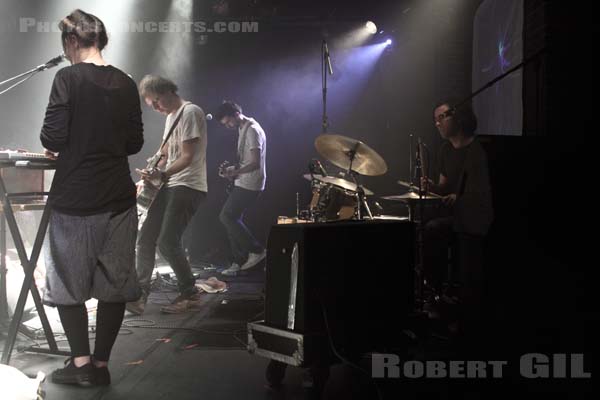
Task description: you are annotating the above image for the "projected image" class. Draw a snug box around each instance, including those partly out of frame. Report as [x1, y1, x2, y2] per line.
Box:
[472, 0, 523, 135]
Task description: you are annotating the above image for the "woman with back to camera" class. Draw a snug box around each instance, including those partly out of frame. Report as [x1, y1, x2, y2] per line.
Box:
[40, 9, 143, 386]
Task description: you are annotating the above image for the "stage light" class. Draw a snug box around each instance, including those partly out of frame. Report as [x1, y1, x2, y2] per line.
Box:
[385, 39, 392, 46]
[155, 0, 195, 79]
[365, 21, 377, 35]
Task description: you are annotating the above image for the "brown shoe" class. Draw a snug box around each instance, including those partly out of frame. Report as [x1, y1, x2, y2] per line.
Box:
[126, 295, 147, 316]
[160, 292, 202, 314]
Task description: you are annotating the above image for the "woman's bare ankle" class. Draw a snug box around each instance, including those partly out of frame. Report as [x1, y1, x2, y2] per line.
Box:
[91, 356, 108, 368]
[73, 355, 91, 367]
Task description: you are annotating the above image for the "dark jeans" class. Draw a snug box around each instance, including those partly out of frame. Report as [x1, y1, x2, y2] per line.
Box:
[455, 233, 485, 336]
[136, 186, 204, 297]
[423, 216, 454, 291]
[423, 216, 485, 335]
[219, 186, 263, 264]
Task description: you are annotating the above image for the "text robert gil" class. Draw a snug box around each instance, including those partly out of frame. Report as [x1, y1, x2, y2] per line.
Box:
[372, 353, 591, 379]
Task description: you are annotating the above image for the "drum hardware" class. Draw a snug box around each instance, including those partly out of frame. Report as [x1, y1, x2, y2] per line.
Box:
[298, 134, 391, 223]
[301, 171, 373, 222]
[302, 174, 373, 196]
[384, 135, 439, 311]
[314, 134, 387, 221]
[304, 177, 356, 222]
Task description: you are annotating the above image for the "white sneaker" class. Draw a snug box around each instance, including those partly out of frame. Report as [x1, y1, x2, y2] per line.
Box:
[241, 249, 267, 270]
[221, 263, 241, 276]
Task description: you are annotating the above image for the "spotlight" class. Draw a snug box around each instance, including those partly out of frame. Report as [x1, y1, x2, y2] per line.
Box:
[385, 39, 392, 46]
[365, 21, 377, 35]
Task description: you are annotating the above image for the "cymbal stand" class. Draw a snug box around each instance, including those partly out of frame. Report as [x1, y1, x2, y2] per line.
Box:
[345, 143, 373, 220]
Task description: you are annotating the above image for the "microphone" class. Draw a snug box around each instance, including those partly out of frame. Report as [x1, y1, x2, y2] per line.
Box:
[308, 159, 327, 177]
[323, 40, 333, 75]
[206, 113, 213, 121]
[38, 54, 66, 71]
[315, 159, 327, 176]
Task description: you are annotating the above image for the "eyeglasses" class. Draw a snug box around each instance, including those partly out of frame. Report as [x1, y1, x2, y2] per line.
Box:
[434, 108, 455, 123]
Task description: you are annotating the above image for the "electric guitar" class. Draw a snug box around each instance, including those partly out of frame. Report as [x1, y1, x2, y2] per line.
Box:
[136, 152, 164, 230]
[218, 161, 237, 194]
[136, 103, 188, 230]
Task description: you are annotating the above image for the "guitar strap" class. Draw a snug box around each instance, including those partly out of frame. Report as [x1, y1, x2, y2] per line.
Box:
[236, 119, 253, 165]
[152, 103, 190, 167]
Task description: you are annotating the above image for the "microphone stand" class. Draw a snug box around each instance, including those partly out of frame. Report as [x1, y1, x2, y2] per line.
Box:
[321, 40, 333, 133]
[414, 139, 426, 311]
[0, 59, 62, 96]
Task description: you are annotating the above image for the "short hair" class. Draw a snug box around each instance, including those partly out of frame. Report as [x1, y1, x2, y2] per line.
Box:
[59, 9, 108, 51]
[434, 98, 478, 136]
[138, 75, 178, 98]
[215, 101, 242, 121]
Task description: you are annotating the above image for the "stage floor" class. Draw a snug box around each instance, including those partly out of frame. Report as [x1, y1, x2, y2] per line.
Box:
[0, 266, 320, 400]
[1, 264, 597, 399]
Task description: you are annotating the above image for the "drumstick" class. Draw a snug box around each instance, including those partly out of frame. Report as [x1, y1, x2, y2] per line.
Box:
[396, 180, 443, 198]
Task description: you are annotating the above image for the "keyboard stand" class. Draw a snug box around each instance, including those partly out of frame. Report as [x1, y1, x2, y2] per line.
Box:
[0, 163, 69, 364]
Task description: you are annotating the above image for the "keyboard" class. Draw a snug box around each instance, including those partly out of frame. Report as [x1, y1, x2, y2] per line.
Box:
[0, 151, 49, 161]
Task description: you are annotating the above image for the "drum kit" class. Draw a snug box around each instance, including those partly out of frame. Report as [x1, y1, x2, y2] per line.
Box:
[298, 133, 441, 223]
[299, 134, 382, 222]
[294, 133, 442, 311]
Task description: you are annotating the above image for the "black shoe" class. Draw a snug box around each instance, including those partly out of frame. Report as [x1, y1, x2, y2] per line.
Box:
[51, 358, 96, 387]
[94, 365, 111, 386]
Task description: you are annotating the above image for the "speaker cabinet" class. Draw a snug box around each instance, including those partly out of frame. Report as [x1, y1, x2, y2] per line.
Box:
[265, 220, 414, 354]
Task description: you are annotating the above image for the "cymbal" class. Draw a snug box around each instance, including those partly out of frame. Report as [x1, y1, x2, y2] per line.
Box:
[314, 134, 387, 176]
[303, 174, 374, 195]
[380, 192, 442, 201]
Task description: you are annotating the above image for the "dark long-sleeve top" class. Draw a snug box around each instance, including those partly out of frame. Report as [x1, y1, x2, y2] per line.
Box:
[40, 63, 143, 215]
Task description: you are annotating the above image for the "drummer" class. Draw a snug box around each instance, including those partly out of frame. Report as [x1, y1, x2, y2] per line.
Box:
[421, 99, 493, 340]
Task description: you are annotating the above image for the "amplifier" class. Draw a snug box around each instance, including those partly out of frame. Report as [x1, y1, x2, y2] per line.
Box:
[1, 168, 43, 193]
[264, 220, 414, 355]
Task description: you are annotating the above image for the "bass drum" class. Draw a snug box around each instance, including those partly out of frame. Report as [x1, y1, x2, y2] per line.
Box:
[310, 184, 356, 222]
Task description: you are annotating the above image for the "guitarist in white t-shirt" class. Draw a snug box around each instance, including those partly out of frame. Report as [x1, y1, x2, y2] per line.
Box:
[126, 75, 208, 315]
[216, 101, 266, 276]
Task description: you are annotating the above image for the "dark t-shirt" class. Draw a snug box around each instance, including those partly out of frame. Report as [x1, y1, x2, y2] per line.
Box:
[438, 138, 494, 235]
[40, 63, 144, 215]
[439, 141, 470, 196]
